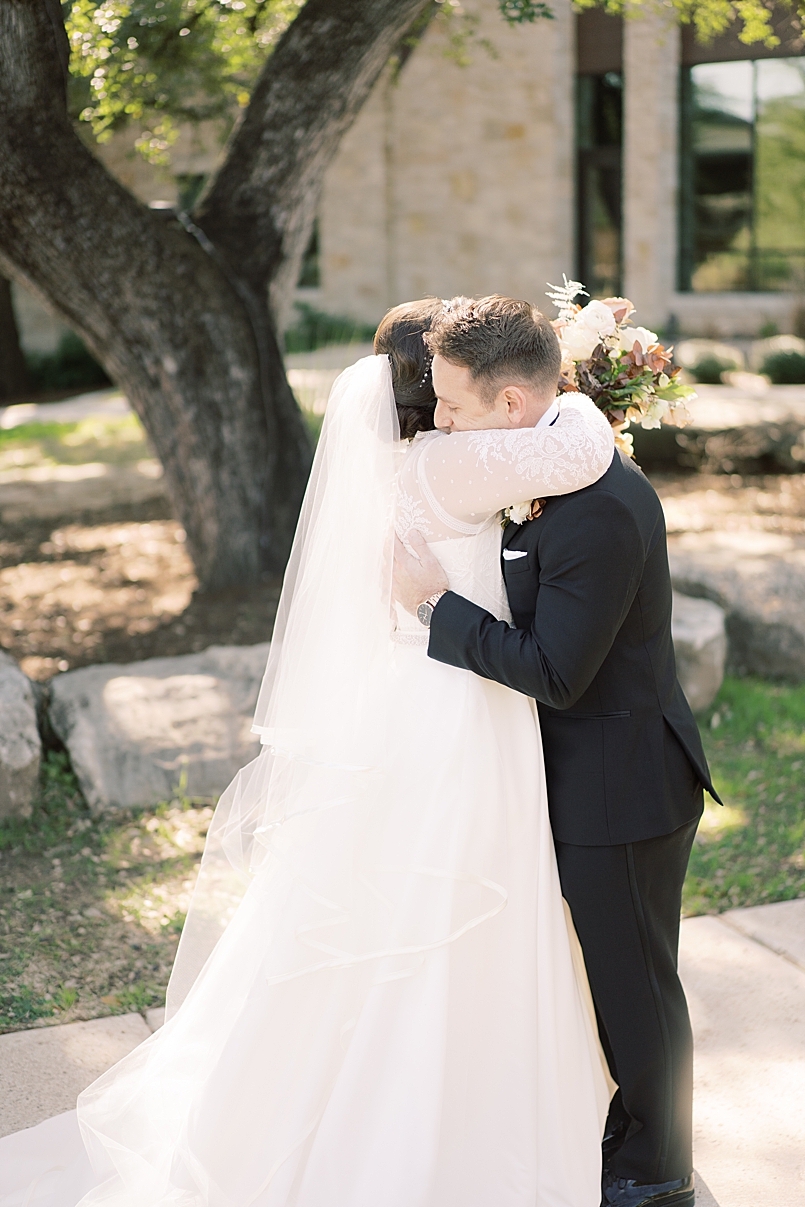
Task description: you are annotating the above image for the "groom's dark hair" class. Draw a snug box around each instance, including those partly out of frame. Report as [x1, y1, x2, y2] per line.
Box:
[426, 295, 561, 406]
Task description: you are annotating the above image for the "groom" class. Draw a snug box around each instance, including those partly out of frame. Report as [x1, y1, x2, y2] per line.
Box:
[394, 295, 720, 1207]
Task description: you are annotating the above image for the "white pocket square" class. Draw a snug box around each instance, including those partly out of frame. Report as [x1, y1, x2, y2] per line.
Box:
[502, 549, 528, 561]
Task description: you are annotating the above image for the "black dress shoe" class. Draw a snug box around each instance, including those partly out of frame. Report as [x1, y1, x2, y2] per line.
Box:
[601, 1170, 695, 1207]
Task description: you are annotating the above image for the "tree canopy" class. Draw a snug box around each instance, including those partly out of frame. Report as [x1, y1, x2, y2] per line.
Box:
[66, 0, 802, 166]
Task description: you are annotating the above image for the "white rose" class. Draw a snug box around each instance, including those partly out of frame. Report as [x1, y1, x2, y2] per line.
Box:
[505, 500, 532, 525]
[560, 323, 600, 362]
[617, 325, 659, 354]
[576, 299, 618, 338]
[559, 299, 618, 363]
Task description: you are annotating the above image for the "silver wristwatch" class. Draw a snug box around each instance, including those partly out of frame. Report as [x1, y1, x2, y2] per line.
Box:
[416, 590, 446, 628]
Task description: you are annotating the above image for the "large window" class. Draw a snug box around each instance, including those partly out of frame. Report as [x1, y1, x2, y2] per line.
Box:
[575, 10, 624, 297]
[679, 57, 805, 291]
[576, 72, 623, 297]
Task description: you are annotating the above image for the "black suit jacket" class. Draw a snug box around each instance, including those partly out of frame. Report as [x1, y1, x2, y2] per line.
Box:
[428, 450, 720, 846]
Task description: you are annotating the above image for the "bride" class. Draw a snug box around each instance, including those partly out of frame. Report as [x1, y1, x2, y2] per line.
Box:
[1, 298, 616, 1207]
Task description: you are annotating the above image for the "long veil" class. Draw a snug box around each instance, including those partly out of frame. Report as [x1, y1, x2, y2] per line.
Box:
[58, 355, 611, 1207]
[166, 354, 402, 1014]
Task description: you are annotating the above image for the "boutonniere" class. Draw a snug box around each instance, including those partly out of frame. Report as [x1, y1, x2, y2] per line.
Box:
[501, 498, 545, 529]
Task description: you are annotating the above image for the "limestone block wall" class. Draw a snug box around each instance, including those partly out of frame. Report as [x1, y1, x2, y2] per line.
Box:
[622, 9, 680, 332]
[316, 0, 576, 324]
[669, 293, 805, 339]
[313, 79, 391, 325]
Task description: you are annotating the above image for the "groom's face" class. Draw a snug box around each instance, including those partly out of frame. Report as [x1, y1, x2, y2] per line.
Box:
[432, 355, 515, 433]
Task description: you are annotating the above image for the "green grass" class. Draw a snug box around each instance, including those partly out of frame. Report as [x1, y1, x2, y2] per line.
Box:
[283, 302, 376, 353]
[0, 400, 323, 463]
[0, 751, 94, 857]
[0, 753, 212, 1032]
[0, 413, 150, 469]
[2, 680, 802, 1030]
[301, 409, 324, 444]
[684, 676, 805, 915]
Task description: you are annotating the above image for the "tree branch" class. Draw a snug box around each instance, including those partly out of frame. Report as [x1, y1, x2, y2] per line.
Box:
[197, 0, 434, 303]
[0, 0, 312, 587]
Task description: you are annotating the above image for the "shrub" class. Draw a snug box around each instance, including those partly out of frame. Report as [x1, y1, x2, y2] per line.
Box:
[761, 350, 805, 384]
[26, 331, 110, 393]
[284, 303, 376, 353]
[692, 355, 734, 384]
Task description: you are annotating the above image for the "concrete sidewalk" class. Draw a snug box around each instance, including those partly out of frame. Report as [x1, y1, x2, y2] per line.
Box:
[679, 899, 805, 1207]
[0, 904, 802, 1204]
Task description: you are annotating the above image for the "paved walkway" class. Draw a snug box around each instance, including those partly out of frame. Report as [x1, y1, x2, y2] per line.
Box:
[680, 899, 805, 1207]
[0, 387, 129, 430]
[0, 345, 376, 433]
[3, 364, 803, 431]
[0, 902, 802, 1203]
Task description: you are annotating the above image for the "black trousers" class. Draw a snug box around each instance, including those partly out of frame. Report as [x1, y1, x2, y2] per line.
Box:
[555, 806, 701, 1185]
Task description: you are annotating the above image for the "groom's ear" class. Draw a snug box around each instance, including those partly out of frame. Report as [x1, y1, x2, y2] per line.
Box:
[502, 385, 528, 424]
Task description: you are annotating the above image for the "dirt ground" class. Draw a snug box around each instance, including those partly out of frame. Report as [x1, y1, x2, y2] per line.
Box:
[0, 501, 282, 681]
[0, 406, 285, 680]
[3, 471, 805, 681]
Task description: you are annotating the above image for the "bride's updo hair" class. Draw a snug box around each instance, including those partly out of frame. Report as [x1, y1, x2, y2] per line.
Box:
[374, 299, 442, 439]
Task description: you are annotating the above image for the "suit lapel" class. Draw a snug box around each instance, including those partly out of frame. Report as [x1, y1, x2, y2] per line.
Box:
[502, 518, 524, 551]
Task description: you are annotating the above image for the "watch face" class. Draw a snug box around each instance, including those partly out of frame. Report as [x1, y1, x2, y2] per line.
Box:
[416, 602, 431, 628]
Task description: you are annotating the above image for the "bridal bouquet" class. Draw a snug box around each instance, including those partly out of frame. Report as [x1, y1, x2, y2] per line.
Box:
[546, 277, 696, 458]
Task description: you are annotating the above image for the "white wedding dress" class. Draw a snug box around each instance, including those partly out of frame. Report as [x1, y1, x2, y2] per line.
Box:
[0, 358, 615, 1207]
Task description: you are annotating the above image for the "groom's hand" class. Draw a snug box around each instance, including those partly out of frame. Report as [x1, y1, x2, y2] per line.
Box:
[393, 530, 449, 615]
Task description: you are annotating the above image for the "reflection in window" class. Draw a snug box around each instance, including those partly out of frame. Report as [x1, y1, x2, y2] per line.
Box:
[679, 58, 805, 292]
[576, 72, 623, 297]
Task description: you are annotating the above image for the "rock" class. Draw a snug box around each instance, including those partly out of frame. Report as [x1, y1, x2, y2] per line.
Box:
[145, 1006, 166, 1032]
[631, 383, 805, 472]
[671, 593, 727, 712]
[669, 531, 805, 681]
[48, 644, 270, 811]
[674, 339, 744, 372]
[0, 651, 41, 820]
[748, 334, 805, 372]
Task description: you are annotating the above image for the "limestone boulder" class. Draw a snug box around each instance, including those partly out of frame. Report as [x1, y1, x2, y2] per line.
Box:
[674, 339, 744, 373]
[669, 531, 805, 681]
[748, 333, 805, 372]
[631, 383, 805, 472]
[0, 651, 41, 820]
[48, 644, 270, 811]
[671, 592, 727, 712]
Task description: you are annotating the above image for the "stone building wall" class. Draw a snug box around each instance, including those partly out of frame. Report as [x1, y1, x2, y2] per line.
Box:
[314, 0, 804, 337]
[314, 0, 576, 325]
[10, 0, 804, 353]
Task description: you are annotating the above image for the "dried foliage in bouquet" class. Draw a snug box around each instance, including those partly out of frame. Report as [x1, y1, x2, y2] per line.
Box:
[546, 277, 696, 458]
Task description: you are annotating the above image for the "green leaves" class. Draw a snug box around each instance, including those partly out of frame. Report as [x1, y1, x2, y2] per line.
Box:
[65, 0, 303, 163]
[497, 0, 554, 23]
[64, 0, 803, 166]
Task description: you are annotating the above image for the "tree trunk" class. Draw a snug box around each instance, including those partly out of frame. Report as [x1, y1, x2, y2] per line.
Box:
[0, 0, 431, 588]
[0, 275, 31, 401]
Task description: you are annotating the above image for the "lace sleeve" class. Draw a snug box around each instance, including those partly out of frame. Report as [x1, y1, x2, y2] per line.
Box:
[417, 394, 615, 527]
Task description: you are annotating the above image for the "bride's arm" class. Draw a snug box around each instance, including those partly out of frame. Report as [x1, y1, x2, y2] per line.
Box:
[418, 395, 615, 526]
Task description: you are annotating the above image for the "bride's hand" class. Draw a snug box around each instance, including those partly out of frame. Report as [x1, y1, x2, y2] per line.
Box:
[393, 531, 449, 615]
